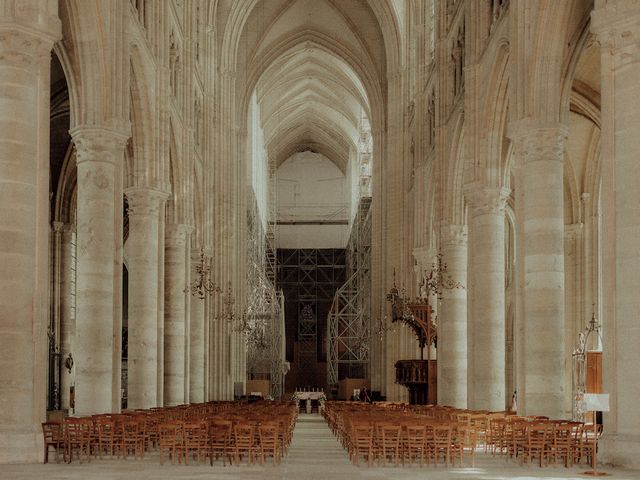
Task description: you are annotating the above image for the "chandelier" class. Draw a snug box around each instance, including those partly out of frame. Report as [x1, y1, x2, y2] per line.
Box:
[219, 282, 263, 340]
[216, 282, 239, 325]
[418, 252, 464, 301]
[184, 248, 222, 299]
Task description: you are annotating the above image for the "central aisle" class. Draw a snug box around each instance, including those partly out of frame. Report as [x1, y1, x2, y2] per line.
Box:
[284, 414, 355, 477]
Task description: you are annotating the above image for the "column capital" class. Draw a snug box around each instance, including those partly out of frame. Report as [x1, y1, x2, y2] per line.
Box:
[0, 4, 61, 69]
[125, 187, 169, 217]
[507, 120, 569, 165]
[166, 223, 193, 246]
[465, 185, 510, 216]
[412, 246, 436, 269]
[70, 126, 130, 166]
[592, 1, 640, 68]
[441, 224, 468, 248]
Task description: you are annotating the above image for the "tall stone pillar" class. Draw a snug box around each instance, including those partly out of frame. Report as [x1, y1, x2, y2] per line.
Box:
[72, 126, 128, 416]
[125, 188, 166, 409]
[466, 186, 509, 411]
[164, 224, 190, 406]
[592, 3, 640, 468]
[0, 4, 60, 461]
[438, 224, 468, 408]
[189, 249, 206, 403]
[509, 123, 567, 419]
[58, 224, 76, 412]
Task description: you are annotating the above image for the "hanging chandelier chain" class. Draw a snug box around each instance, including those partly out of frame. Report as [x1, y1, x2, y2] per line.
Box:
[184, 248, 222, 299]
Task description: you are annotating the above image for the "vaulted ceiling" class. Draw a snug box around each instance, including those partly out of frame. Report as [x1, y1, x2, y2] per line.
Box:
[217, 0, 400, 171]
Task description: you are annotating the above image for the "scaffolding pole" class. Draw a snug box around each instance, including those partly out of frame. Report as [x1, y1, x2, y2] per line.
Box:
[327, 198, 372, 391]
[246, 191, 286, 399]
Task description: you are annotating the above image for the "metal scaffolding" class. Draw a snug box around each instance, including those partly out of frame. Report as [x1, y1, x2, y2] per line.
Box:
[245, 192, 286, 399]
[265, 159, 278, 286]
[327, 197, 372, 391]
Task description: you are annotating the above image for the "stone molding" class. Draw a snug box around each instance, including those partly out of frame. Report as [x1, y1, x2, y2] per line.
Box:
[465, 185, 510, 216]
[565, 222, 585, 240]
[441, 224, 467, 248]
[593, 1, 640, 68]
[0, 27, 56, 70]
[0, 5, 61, 69]
[507, 121, 569, 165]
[0, 1, 61, 34]
[125, 187, 169, 217]
[70, 126, 130, 166]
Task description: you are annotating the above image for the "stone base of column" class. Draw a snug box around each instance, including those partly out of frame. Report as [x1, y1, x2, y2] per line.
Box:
[0, 427, 42, 463]
[602, 434, 640, 470]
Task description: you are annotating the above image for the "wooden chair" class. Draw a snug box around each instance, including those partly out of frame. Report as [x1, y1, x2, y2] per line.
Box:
[95, 417, 116, 459]
[569, 422, 585, 464]
[509, 419, 528, 460]
[233, 422, 256, 464]
[578, 423, 602, 466]
[258, 422, 280, 465]
[375, 422, 401, 466]
[350, 421, 374, 466]
[183, 420, 208, 464]
[457, 425, 477, 467]
[42, 421, 63, 464]
[209, 419, 233, 465]
[469, 414, 487, 451]
[121, 416, 145, 460]
[550, 422, 574, 467]
[158, 421, 181, 465]
[275, 415, 291, 454]
[521, 422, 551, 467]
[456, 413, 471, 426]
[64, 418, 92, 464]
[432, 424, 452, 466]
[489, 417, 508, 456]
[404, 424, 427, 466]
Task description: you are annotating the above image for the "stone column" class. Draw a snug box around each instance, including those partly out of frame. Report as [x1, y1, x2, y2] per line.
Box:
[509, 123, 567, 419]
[0, 5, 60, 461]
[438, 224, 468, 408]
[592, 3, 640, 469]
[125, 187, 167, 409]
[189, 249, 206, 403]
[164, 224, 190, 406]
[466, 186, 509, 411]
[71, 126, 128, 416]
[58, 224, 76, 412]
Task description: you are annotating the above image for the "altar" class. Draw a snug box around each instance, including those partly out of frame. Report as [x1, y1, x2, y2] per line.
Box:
[292, 390, 326, 413]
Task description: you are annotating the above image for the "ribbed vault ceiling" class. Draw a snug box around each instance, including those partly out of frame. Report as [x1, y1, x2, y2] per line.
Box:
[237, 0, 383, 171]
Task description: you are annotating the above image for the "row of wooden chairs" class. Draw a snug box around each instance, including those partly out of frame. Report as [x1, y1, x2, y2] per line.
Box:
[323, 402, 601, 469]
[345, 419, 478, 467]
[42, 400, 297, 466]
[157, 417, 292, 466]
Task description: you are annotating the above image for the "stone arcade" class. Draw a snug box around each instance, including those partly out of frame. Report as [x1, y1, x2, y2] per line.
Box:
[1, 0, 640, 474]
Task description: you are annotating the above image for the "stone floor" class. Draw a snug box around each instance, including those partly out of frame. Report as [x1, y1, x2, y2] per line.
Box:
[1, 415, 638, 480]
